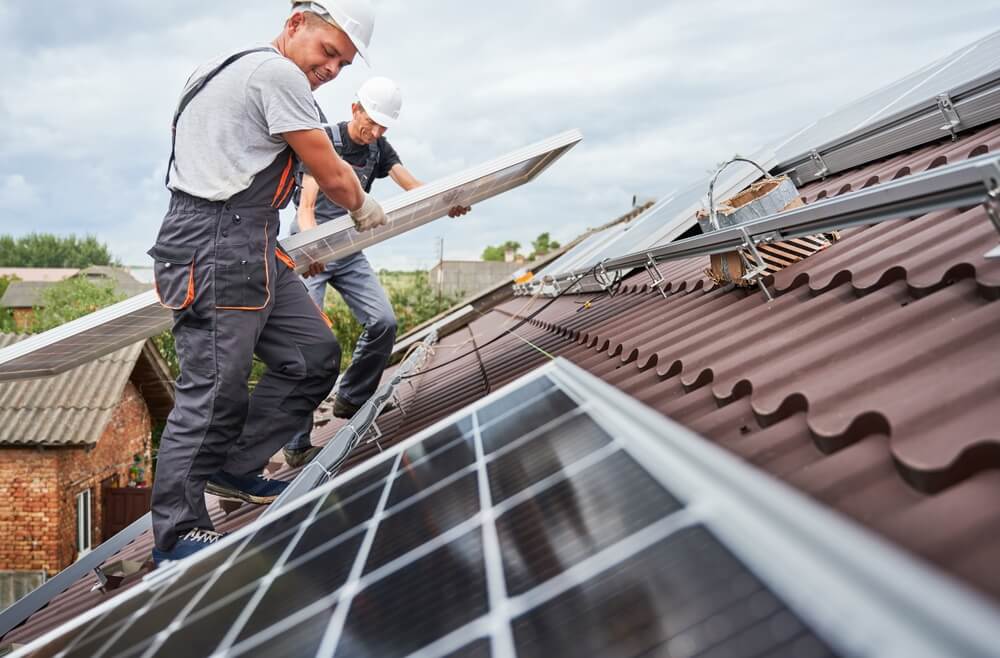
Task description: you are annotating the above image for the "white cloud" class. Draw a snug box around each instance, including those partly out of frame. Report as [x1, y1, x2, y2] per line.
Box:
[0, 175, 40, 210]
[0, 1, 997, 269]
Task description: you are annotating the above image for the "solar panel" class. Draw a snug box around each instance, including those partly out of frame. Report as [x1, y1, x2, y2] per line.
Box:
[0, 131, 581, 383]
[280, 130, 583, 273]
[14, 359, 1000, 657]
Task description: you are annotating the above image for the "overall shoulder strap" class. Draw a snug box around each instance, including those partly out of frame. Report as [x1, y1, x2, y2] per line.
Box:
[165, 47, 276, 186]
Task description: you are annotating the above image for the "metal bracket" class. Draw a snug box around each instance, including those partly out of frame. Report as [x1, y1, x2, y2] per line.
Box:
[594, 261, 614, 291]
[643, 253, 668, 299]
[985, 169, 1000, 258]
[366, 421, 383, 452]
[738, 227, 774, 302]
[936, 93, 962, 140]
[391, 390, 405, 416]
[809, 149, 830, 179]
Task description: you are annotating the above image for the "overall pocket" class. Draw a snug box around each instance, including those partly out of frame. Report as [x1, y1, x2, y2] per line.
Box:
[148, 243, 196, 310]
[216, 258, 269, 309]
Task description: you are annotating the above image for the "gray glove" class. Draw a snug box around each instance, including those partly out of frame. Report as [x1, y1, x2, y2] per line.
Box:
[350, 193, 388, 232]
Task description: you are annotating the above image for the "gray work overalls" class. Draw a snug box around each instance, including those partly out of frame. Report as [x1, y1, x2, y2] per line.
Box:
[149, 48, 340, 551]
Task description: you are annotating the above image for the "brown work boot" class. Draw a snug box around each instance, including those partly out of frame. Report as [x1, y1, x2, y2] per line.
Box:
[333, 395, 361, 419]
[283, 445, 323, 469]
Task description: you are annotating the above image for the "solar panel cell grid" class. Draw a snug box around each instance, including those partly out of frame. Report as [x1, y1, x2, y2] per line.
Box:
[16, 366, 854, 658]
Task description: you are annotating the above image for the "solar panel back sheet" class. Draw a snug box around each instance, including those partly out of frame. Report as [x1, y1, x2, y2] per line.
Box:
[0, 130, 582, 382]
[15, 359, 997, 657]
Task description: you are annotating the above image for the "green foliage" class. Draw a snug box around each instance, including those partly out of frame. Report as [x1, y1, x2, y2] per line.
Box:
[29, 277, 125, 333]
[481, 240, 523, 262]
[530, 232, 560, 258]
[152, 331, 180, 378]
[481, 245, 505, 262]
[0, 233, 119, 268]
[0, 275, 16, 332]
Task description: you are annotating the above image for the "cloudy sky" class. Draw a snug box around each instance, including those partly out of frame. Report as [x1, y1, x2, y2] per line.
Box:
[0, 1, 997, 271]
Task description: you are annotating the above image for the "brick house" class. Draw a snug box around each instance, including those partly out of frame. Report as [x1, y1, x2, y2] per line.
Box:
[0, 334, 172, 608]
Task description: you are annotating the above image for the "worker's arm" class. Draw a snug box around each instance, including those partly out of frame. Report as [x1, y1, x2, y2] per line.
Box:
[283, 129, 365, 211]
[297, 173, 320, 231]
[389, 163, 471, 218]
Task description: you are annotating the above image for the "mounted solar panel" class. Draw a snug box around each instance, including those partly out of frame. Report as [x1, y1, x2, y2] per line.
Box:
[774, 28, 1000, 184]
[0, 130, 581, 383]
[281, 129, 583, 273]
[14, 359, 1000, 657]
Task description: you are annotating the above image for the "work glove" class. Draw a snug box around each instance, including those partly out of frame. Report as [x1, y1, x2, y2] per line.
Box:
[350, 193, 388, 232]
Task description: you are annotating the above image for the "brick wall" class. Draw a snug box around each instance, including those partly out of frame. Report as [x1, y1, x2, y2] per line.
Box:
[0, 381, 153, 574]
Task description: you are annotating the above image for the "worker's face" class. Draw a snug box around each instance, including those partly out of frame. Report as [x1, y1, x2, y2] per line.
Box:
[284, 12, 357, 90]
[351, 103, 387, 144]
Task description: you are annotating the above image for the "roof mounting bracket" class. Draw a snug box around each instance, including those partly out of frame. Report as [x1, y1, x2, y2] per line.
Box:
[936, 93, 963, 140]
[366, 421, 383, 452]
[594, 261, 620, 293]
[390, 390, 405, 415]
[738, 227, 774, 302]
[643, 253, 668, 299]
[809, 149, 830, 179]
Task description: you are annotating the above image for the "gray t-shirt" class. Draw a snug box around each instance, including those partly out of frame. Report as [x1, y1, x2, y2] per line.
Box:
[167, 45, 320, 201]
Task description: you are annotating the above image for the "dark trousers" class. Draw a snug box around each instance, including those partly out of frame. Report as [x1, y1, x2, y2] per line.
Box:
[150, 196, 340, 551]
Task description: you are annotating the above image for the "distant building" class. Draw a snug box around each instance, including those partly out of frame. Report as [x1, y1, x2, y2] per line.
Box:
[428, 260, 527, 298]
[0, 266, 150, 331]
[0, 334, 173, 609]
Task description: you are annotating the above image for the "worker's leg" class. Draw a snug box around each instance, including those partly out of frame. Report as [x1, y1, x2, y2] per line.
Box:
[221, 263, 340, 477]
[328, 251, 397, 407]
[151, 249, 265, 552]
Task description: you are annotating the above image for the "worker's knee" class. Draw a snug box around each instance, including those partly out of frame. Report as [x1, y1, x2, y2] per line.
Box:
[369, 310, 397, 342]
[303, 334, 341, 386]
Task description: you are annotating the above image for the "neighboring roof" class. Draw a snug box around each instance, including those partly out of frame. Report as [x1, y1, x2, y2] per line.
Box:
[0, 334, 174, 447]
[0, 267, 150, 309]
[4, 126, 999, 649]
[0, 268, 78, 283]
[0, 282, 52, 309]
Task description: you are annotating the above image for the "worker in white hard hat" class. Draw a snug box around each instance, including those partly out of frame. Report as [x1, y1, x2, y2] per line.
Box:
[148, 0, 385, 566]
[282, 77, 471, 468]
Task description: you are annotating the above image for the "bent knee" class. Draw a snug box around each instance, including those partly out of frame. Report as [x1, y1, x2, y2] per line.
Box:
[304, 335, 341, 380]
[369, 312, 397, 339]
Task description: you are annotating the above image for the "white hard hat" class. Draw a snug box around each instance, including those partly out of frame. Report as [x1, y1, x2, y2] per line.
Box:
[357, 76, 402, 128]
[290, 0, 375, 65]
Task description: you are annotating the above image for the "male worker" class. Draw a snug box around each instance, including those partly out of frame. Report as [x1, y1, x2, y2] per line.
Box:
[282, 77, 470, 468]
[148, 0, 386, 565]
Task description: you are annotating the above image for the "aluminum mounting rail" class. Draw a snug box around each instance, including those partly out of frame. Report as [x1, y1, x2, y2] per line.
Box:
[267, 327, 439, 510]
[553, 151, 1000, 285]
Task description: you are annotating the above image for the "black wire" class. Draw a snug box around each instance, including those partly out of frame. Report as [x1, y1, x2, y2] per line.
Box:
[400, 261, 615, 380]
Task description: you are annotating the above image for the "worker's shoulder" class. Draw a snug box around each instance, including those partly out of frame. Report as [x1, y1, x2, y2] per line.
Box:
[243, 49, 308, 86]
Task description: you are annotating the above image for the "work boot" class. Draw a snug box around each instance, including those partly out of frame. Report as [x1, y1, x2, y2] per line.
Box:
[152, 529, 224, 568]
[332, 395, 395, 419]
[333, 395, 361, 419]
[283, 445, 323, 469]
[205, 471, 289, 505]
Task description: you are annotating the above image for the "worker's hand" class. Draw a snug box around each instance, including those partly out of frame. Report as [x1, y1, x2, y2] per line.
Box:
[350, 193, 388, 232]
[448, 205, 471, 218]
[302, 261, 326, 278]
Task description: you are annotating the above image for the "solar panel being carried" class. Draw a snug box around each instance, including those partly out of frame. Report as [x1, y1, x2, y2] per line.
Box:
[13, 359, 999, 657]
[0, 130, 581, 383]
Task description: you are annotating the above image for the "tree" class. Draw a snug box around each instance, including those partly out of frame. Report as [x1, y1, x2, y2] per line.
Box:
[530, 232, 561, 258]
[29, 277, 125, 333]
[0, 234, 118, 268]
[0, 275, 16, 332]
[481, 245, 505, 262]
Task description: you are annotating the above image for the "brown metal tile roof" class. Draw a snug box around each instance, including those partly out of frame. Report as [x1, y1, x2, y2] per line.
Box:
[4, 122, 999, 648]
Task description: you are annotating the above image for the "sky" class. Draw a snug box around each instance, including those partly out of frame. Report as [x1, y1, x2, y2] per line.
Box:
[0, 1, 997, 272]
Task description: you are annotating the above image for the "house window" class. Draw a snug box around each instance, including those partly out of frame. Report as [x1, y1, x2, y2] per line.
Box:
[76, 489, 93, 558]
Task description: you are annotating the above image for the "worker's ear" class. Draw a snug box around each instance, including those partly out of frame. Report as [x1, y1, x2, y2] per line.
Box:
[286, 11, 306, 36]
[351, 102, 363, 118]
